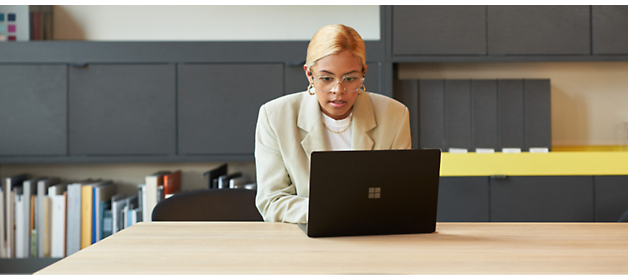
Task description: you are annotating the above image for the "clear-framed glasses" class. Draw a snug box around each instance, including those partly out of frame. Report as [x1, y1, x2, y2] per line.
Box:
[312, 74, 365, 92]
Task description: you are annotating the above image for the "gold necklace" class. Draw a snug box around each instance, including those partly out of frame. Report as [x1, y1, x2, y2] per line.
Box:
[322, 115, 353, 134]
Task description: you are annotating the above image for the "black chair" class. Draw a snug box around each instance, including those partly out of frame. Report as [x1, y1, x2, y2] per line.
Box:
[151, 188, 264, 221]
[619, 209, 628, 222]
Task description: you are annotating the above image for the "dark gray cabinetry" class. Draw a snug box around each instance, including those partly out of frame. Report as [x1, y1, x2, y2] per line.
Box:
[471, 80, 498, 149]
[594, 176, 628, 222]
[487, 6, 590, 55]
[445, 80, 472, 150]
[592, 6, 628, 55]
[393, 79, 551, 152]
[417, 80, 445, 150]
[0, 257, 61, 274]
[69, 64, 176, 156]
[437, 176, 490, 222]
[498, 80, 525, 149]
[393, 5, 487, 55]
[490, 176, 595, 222]
[524, 79, 551, 149]
[0, 65, 67, 156]
[177, 64, 283, 156]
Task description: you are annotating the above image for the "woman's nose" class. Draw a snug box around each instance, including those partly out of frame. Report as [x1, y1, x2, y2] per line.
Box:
[330, 80, 345, 94]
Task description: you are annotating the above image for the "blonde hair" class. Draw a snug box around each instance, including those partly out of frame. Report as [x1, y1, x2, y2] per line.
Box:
[306, 24, 366, 73]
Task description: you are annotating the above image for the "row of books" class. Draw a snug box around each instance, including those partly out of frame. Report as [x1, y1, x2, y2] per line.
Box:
[0, 170, 181, 259]
[29, 5, 53, 41]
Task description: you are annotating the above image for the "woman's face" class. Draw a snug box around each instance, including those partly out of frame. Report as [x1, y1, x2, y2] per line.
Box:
[305, 50, 367, 120]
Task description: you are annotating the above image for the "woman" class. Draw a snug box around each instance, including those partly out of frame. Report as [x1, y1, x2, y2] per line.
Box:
[255, 24, 411, 223]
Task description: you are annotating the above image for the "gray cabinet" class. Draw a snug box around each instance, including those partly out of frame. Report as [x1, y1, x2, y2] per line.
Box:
[487, 6, 590, 55]
[393, 79, 551, 152]
[438, 177, 490, 222]
[498, 80, 525, 149]
[393, 5, 487, 55]
[177, 64, 283, 156]
[0, 65, 67, 156]
[490, 176, 595, 222]
[471, 80, 498, 150]
[592, 6, 628, 55]
[594, 176, 628, 222]
[69, 64, 176, 156]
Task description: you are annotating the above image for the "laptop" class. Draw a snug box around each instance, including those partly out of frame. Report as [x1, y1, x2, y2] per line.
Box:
[299, 149, 441, 238]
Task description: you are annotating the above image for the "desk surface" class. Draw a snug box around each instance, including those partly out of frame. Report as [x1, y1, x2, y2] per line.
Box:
[37, 222, 628, 275]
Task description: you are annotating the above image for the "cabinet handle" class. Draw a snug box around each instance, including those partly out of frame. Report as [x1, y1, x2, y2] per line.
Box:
[70, 63, 88, 68]
[284, 61, 306, 66]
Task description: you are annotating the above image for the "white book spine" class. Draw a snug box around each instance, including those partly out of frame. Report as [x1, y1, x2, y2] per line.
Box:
[50, 195, 66, 258]
[0, 189, 5, 258]
[15, 194, 25, 258]
[65, 183, 81, 256]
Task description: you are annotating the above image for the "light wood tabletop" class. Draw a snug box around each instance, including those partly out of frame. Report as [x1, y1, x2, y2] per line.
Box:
[36, 222, 628, 275]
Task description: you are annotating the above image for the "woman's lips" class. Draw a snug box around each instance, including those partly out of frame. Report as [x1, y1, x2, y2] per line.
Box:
[329, 99, 347, 108]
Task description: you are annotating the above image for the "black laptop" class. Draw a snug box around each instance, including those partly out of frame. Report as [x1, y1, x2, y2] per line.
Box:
[299, 149, 441, 238]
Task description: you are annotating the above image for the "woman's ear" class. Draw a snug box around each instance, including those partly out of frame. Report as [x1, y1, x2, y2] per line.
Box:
[304, 64, 314, 83]
[363, 64, 369, 77]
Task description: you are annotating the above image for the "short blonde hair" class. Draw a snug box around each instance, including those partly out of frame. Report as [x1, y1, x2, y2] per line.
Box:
[306, 24, 366, 73]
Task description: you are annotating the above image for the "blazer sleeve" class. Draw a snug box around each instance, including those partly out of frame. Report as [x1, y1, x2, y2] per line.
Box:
[254, 104, 308, 223]
[391, 106, 412, 150]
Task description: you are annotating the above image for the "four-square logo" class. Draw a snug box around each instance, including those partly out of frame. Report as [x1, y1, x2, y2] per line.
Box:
[368, 187, 381, 199]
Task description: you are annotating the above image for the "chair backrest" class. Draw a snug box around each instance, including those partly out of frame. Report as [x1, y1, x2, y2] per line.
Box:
[619, 209, 628, 222]
[151, 188, 263, 221]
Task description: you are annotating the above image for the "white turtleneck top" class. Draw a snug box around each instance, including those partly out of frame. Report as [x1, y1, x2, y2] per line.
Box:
[320, 111, 352, 151]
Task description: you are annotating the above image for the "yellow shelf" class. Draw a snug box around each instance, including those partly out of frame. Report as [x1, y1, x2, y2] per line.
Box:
[440, 151, 628, 176]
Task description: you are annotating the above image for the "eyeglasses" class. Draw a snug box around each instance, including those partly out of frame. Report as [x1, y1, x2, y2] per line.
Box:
[312, 74, 365, 92]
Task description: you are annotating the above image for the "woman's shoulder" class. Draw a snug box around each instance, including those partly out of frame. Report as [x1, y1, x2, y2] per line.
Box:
[262, 91, 308, 110]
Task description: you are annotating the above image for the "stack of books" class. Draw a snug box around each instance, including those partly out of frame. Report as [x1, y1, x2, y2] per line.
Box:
[0, 170, 181, 259]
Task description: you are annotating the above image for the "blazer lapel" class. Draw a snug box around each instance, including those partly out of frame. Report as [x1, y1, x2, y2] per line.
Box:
[351, 93, 376, 150]
[298, 93, 327, 161]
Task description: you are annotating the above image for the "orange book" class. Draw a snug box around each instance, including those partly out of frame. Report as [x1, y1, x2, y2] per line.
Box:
[163, 170, 181, 196]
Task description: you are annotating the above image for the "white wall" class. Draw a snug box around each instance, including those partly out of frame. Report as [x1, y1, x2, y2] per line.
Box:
[399, 62, 628, 147]
[53, 5, 380, 41]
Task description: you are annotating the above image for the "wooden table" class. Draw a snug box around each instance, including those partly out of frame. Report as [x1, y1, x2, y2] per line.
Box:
[36, 222, 628, 275]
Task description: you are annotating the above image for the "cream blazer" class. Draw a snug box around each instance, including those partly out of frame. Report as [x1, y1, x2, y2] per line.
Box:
[254, 91, 412, 223]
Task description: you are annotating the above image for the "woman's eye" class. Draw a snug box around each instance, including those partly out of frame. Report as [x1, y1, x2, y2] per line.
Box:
[321, 77, 333, 82]
[345, 77, 358, 82]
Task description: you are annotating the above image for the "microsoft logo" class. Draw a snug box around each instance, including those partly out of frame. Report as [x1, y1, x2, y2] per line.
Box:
[368, 187, 381, 199]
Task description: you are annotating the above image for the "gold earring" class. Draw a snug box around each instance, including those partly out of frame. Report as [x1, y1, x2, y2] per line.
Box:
[359, 84, 366, 95]
[308, 83, 316, 95]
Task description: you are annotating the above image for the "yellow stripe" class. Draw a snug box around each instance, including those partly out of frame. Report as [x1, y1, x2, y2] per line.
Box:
[440, 151, 628, 176]
[551, 145, 628, 152]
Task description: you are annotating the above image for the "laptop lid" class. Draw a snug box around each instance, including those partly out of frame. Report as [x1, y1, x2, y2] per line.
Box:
[302, 149, 441, 238]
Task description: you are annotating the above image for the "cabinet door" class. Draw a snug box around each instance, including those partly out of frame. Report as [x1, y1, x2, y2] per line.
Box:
[595, 176, 628, 222]
[472, 80, 498, 150]
[490, 176, 595, 222]
[592, 6, 628, 55]
[438, 177, 490, 222]
[488, 6, 590, 55]
[445, 80, 472, 150]
[178, 64, 283, 155]
[0, 65, 67, 156]
[393, 5, 487, 55]
[498, 80, 525, 150]
[69, 64, 176, 156]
